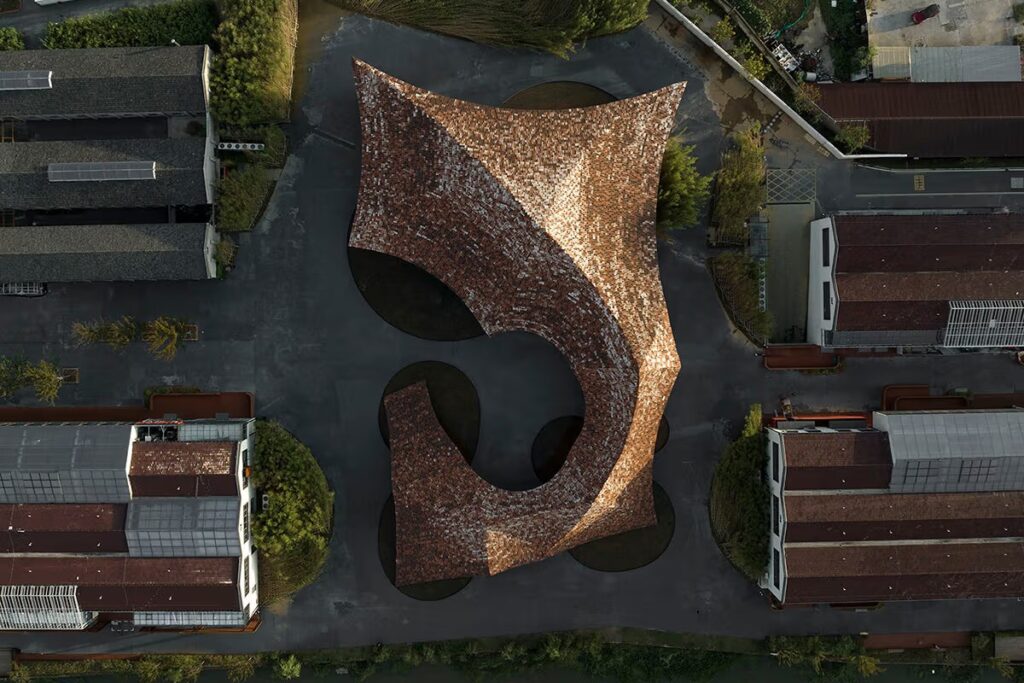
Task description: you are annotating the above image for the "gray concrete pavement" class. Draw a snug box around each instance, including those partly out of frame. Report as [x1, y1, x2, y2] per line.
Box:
[4, 9, 1024, 656]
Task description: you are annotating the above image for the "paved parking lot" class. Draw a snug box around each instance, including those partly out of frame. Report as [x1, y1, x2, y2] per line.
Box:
[867, 0, 1017, 48]
[5, 7, 1024, 656]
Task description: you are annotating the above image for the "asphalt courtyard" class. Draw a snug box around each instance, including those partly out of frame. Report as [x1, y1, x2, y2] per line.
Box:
[5, 6, 1024, 655]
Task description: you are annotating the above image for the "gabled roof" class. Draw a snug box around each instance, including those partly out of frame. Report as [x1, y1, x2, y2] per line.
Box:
[0, 223, 211, 282]
[0, 137, 208, 210]
[817, 83, 1024, 157]
[781, 431, 892, 490]
[0, 46, 207, 119]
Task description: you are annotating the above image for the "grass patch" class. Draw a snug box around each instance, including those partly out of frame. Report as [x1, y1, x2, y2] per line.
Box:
[252, 420, 333, 607]
[334, 0, 647, 57]
[0, 27, 24, 50]
[709, 252, 773, 343]
[43, 0, 217, 48]
[211, 0, 298, 126]
[709, 404, 769, 582]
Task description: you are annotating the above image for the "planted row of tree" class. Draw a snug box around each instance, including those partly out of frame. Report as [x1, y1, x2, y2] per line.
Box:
[42, 0, 218, 48]
[72, 316, 195, 361]
[0, 358, 65, 405]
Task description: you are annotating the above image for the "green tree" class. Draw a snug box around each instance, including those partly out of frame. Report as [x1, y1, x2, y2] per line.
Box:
[711, 126, 765, 245]
[835, 122, 871, 153]
[23, 360, 63, 405]
[142, 317, 192, 361]
[657, 135, 712, 233]
[709, 404, 769, 579]
[71, 321, 103, 347]
[104, 316, 139, 349]
[709, 17, 735, 44]
[743, 53, 770, 80]
[42, 0, 217, 48]
[273, 655, 301, 680]
[0, 27, 25, 50]
[0, 357, 29, 399]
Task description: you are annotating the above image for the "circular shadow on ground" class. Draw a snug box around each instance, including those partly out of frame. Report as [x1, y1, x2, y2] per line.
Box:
[531, 415, 582, 483]
[378, 495, 471, 600]
[655, 416, 670, 453]
[348, 247, 484, 341]
[530, 415, 672, 484]
[502, 81, 616, 110]
[569, 482, 676, 572]
[378, 361, 479, 462]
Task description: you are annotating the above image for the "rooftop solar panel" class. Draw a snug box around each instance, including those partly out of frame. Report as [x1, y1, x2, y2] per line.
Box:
[47, 161, 156, 183]
[0, 70, 52, 91]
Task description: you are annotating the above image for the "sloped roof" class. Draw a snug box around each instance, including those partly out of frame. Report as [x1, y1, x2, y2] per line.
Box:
[0, 223, 210, 282]
[0, 46, 207, 119]
[350, 60, 684, 585]
[831, 214, 1024, 332]
[0, 137, 207, 210]
[781, 431, 892, 490]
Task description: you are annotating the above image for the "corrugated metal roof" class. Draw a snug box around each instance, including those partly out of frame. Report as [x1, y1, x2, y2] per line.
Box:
[910, 46, 1022, 83]
[126, 497, 241, 557]
[873, 47, 911, 80]
[819, 83, 1024, 119]
[882, 410, 1024, 462]
[0, 424, 131, 470]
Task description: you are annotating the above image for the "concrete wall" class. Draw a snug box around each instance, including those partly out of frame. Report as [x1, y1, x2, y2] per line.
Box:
[806, 218, 836, 346]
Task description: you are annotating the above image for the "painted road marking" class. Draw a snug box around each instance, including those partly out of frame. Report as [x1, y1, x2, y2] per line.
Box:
[913, 174, 925, 191]
[856, 191, 1024, 197]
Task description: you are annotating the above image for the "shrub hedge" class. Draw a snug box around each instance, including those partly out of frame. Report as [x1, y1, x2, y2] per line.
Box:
[252, 421, 333, 605]
[337, 0, 647, 57]
[217, 164, 274, 232]
[0, 27, 24, 50]
[210, 0, 297, 126]
[43, 0, 217, 48]
[709, 404, 770, 582]
[710, 251, 773, 342]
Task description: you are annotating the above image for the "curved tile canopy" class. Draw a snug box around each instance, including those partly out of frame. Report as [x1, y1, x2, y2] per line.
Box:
[349, 60, 684, 585]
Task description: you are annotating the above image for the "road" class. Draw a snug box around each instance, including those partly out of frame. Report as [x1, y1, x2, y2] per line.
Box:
[3, 2, 1024, 656]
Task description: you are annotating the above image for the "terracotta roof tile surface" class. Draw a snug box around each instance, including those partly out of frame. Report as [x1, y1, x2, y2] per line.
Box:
[129, 441, 236, 476]
[349, 60, 683, 585]
[782, 432, 892, 490]
[0, 504, 127, 553]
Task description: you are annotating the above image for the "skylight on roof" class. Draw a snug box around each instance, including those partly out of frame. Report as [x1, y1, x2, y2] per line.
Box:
[48, 161, 156, 183]
[0, 70, 52, 91]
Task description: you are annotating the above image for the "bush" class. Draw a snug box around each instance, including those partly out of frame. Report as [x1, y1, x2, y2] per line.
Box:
[710, 252, 773, 342]
[273, 655, 302, 680]
[252, 421, 333, 605]
[818, 0, 867, 80]
[771, 636, 883, 678]
[709, 17, 735, 45]
[709, 405, 769, 581]
[12, 655, 265, 683]
[217, 164, 274, 232]
[0, 27, 25, 50]
[142, 317, 193, 361]
[72, 316, 138, 349]
[0, 357, 29, 399]
[43, 0, 217, 48]
[210, 0, 297, 126]
[836, 122, 871, 153]
[711, 127, 765, 245]
[657, 135, 712, 233]
[743, 52, 770, 80]
[336, 0, 647, 57]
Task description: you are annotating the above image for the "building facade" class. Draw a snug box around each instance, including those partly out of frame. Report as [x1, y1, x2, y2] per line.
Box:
[807, 213, 1024, 352]
[0, 46, 219, 285]
[767, 409, 1024, 606]
[0, 417, 257, 630]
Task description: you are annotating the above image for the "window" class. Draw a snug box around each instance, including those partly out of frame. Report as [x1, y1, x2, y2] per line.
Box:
[241, 449, 249, 489]
[822, 282, 831, 321]
[772, 442, 780, 483]
[243, 557, 250, 595]
[242, 503, 250, 544]
[958, 458, 999, 486]
[821, 228, 830, 267]
[773, 550, 781, 589]
[772, 495, 780, 535]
